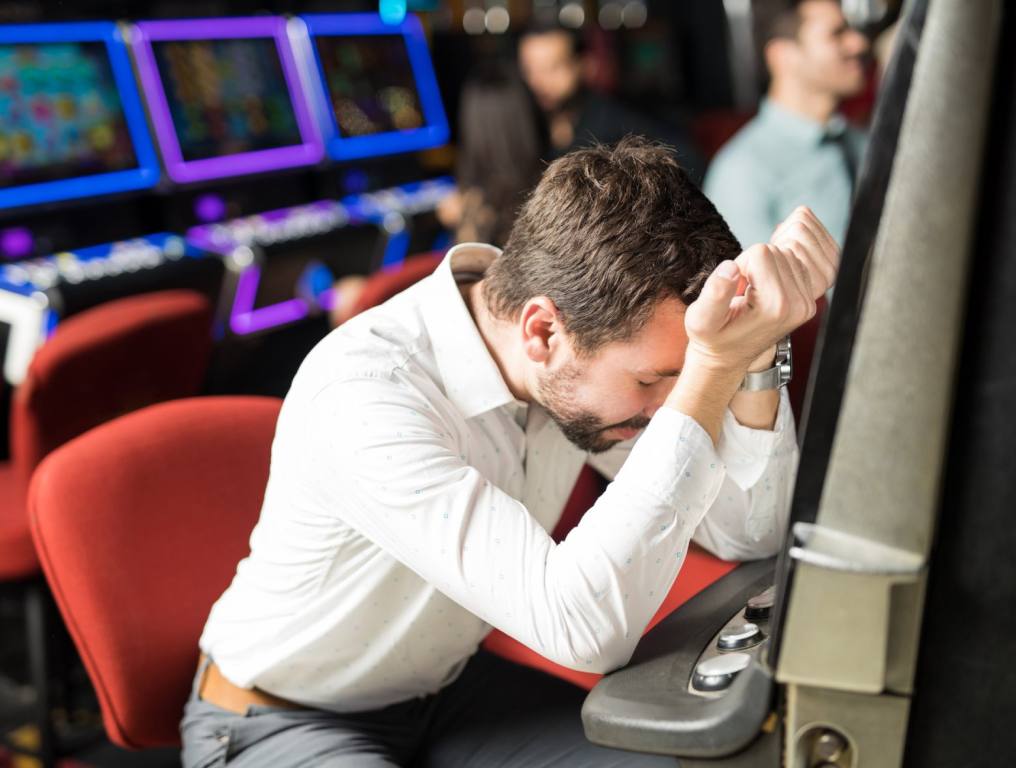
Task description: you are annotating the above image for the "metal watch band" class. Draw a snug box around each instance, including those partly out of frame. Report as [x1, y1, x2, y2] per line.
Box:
[739, 335, 793, 391]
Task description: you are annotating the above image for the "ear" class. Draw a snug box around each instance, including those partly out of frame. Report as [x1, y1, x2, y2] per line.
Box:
[764, 37, 797, 77]
[519, 296, 565, 365]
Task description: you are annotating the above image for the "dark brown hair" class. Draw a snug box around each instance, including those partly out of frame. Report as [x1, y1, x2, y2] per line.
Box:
[752, 0, 806, 88]
[753, 0, 806, 54]
[483, 136, 740, 352]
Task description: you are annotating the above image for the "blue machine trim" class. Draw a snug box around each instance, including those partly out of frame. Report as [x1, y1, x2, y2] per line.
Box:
[0, 22, 160, 211]
[298, 13, 449, 161]
[0, 233, 205, 295]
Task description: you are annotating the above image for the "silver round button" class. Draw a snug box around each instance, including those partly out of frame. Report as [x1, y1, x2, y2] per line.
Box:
[745, 586, 776, 621]
[692, 652, 751, 692]
[717, 622, 763, 651]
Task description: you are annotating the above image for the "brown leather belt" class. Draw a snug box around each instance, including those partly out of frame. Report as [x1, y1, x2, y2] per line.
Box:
[196, 654, 304, 715]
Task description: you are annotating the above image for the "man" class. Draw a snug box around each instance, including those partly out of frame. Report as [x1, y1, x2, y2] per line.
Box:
[704, 0, 870, 247]
[183, 138, 837, 767]
[518, 24, 704, 181]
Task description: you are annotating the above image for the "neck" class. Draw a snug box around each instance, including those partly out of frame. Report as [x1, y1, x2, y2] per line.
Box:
[767, 79, 839, 124]
[462, 281, 532, 402]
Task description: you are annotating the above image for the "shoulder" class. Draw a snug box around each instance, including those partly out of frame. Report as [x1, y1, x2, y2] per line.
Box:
[710, 116, 778, 171]
[704, 121, 774, 197]
[290, 285, 436, 404]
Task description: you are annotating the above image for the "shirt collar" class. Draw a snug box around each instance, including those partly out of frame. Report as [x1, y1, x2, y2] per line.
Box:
[420, 242, 518, 420]
[758, 98, 849, 145]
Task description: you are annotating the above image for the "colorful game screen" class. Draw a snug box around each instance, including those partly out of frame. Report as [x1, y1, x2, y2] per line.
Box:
[315, 35, 425, 138]
[299, 14, 449, 160]
[150, 38, 303, 162]
[0, 23, 159, 211]
[0, 42, 137, 187]
[131, 18, 323, 184]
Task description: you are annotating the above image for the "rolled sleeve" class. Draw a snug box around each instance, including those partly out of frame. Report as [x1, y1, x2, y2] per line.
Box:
[693, 389, 798, 560]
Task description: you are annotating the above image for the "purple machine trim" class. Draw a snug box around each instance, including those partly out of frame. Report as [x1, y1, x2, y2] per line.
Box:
[229, 265, 309, 334]
[130, 17, 323, 183]
[188, 199, 347, 334]
[0, 227, 34, 260]
[186, 181, 454, 336]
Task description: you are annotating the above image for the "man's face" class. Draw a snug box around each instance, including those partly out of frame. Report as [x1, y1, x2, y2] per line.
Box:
[534, 298, 687, 453]
[518, 31, 582, 114]
[789, 1, 869, 99]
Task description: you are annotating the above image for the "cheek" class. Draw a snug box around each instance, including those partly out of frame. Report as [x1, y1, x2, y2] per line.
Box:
[573, 378, 650, 422]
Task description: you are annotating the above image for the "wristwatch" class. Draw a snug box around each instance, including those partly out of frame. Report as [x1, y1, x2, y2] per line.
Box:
[739, 336, 793, 391]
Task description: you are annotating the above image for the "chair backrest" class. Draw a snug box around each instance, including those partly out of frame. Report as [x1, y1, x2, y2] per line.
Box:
[29, 396, 281, 749]
[788, 294, 828, 423]
[350, 251, 445, 317]
[11, 290, 213, 487]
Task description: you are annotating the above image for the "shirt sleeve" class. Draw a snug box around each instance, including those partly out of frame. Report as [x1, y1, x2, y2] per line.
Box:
[691, 388, 798, 560]
[589, 389, 799, 561]
[309, 372, 727, 675]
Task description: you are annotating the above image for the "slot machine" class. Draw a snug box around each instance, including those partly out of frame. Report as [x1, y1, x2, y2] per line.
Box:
[127, 16, 398, 393]
[578, 1, 1016, 766]
[128, 14, 453, 346]
[0, 21, 223, 387]
[292, 12, 455, 283]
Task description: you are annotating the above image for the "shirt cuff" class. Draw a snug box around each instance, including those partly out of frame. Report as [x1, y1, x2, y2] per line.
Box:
[613, 406, 727, 515]
[718, 388, 795, 490]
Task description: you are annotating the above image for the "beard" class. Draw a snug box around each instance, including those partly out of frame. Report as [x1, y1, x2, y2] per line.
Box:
[535, 363, 650, 453]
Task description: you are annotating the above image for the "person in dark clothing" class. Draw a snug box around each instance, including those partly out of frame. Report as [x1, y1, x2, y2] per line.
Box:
[437, 65, 547, 248]
[518, 24, 704, 180]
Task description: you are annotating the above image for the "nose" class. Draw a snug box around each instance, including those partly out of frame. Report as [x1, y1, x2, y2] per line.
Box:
[846, 28, 870, 55]
[641, 390, 668, 420]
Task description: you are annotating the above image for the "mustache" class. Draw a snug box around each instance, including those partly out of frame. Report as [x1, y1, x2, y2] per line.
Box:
[601, 415, 652, 433]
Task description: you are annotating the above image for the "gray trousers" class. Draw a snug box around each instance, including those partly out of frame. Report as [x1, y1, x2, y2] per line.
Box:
[180, 650, 678, 767]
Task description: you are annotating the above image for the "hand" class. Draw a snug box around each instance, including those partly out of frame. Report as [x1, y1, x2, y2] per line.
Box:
[681, 207, 839, 374]
[683, 245, 814, 375]
[766, 205, 840, 299]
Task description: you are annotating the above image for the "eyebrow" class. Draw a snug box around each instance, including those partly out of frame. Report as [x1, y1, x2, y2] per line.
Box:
[643, 369, 681, 378]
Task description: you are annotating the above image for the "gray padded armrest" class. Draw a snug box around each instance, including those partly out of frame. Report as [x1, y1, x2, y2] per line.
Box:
[582, 559, 776, 758]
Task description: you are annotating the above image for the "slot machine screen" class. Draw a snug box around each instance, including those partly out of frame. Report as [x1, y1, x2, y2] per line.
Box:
[152, 39, 303, 162]
[252, 223, 382, 311]
[0, 23, 159, 210]
[131, 18, 323, 184]
[298, 14, 449, 160]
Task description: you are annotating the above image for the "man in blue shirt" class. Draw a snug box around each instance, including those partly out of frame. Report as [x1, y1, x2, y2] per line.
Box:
[704, 0, 869, 247]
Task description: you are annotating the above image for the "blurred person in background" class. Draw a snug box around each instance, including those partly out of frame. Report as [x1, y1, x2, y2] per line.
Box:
[328, 67, 546, 327]
[518, 23, 704, 182]
[436, 64, 547, 248]
[704, 0, 869, 247]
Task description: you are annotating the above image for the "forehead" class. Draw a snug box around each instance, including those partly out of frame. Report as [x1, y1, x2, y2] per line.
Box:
[586, 297, 689, 372]
[520, 32, 575, 63]
[798, 0, 848, 33]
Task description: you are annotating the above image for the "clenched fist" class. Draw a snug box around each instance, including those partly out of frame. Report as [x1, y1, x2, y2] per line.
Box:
[683, 206, 839, 372]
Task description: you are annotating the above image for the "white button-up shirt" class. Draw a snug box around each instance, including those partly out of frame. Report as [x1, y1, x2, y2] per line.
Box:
[200, 243, 798, 712]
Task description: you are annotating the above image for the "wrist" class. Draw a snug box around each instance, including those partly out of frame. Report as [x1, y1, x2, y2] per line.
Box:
[681, 341, 753, 379]
[747, 344, 778, 373]
[664, 348, 747, 445]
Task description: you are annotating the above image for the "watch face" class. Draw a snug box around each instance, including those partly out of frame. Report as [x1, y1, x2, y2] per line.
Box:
[779, 334, 793, 387]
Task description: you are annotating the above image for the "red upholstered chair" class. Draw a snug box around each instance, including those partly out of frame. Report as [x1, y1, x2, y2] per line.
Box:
[29, 396, 281, 749]
[692, 109, 755, 161]
[0, 290, 213, 766]
[788, 295, 828, 423]
[348, 251, 445, 319]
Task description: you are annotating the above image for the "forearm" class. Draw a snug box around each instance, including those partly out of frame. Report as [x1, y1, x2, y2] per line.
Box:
[664, 346, 762, 445]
